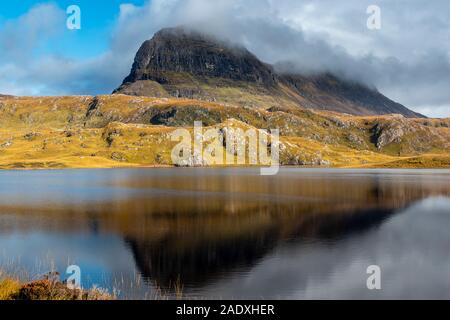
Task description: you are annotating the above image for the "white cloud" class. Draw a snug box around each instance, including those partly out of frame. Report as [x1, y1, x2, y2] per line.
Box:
[0, 3, 64, 63]
[414, 105, 450, 119]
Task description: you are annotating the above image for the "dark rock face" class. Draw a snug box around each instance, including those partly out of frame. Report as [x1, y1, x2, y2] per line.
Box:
[280, 73, 424, 118]
[115, 27, 424, 118]
[121, 27, 277, 87]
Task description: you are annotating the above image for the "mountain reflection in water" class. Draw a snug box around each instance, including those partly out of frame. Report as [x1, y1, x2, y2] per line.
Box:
[0, 168, 449, 299]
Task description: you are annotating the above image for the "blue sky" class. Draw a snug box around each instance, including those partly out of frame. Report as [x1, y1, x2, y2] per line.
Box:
[0, 0, 146, 59]
[0, 0, 157, 96]
[0, 0, 449, 117]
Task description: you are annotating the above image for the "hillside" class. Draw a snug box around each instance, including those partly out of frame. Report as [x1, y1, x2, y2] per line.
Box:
[0, 94, 448, 169]
[115, 27, 423, 118]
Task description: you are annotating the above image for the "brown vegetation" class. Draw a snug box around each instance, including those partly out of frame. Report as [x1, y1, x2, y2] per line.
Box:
[0, 94, 448, 169]
[0, 271, 112, 300]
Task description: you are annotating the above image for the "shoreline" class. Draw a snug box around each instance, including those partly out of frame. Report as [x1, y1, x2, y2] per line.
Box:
[0, 164, 450, 172]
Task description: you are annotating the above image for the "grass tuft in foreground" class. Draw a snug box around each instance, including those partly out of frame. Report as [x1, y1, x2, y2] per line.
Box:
[0, 271, 113, 301]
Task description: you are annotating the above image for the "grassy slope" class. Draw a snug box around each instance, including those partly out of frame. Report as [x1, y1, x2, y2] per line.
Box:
[0, 94, 448, 169]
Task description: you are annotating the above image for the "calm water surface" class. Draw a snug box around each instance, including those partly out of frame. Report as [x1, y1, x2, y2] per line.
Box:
[0, 168, 450, 299]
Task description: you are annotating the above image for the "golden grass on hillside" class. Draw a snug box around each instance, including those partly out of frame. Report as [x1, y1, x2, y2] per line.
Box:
[0, 94, 449, 169]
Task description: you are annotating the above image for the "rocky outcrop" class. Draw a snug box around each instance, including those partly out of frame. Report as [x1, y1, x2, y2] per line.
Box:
[347, 133, 368, 150]
[371, 116, 410, 149]
[118, 27, 277, 88]
[373, 124, 404, 149]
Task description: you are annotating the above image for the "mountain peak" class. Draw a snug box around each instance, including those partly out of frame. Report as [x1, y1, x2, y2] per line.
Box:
[121, 27, 277, 87]
[115, 27, 424, 118]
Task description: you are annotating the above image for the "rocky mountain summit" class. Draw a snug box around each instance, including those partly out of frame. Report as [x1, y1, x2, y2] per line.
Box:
[121, 27, 277, 87]
[115, 27, 423, 118]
